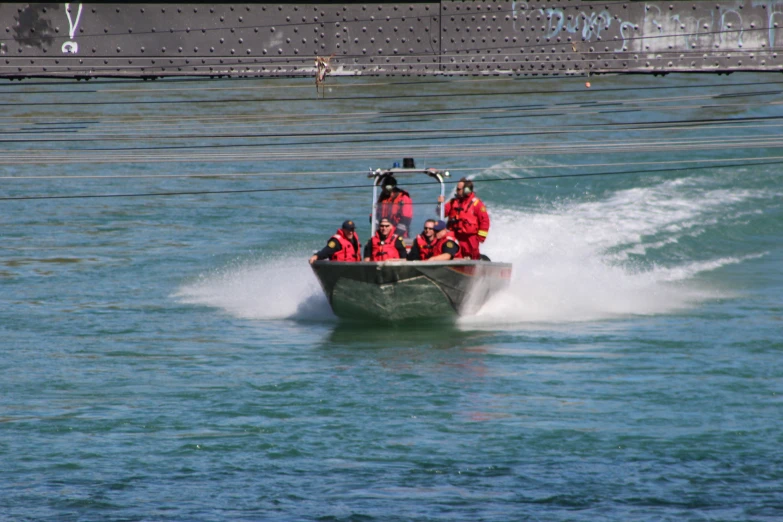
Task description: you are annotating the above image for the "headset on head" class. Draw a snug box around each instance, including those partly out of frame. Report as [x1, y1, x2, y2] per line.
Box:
[382, 175, 397, 193]
[459, 177, 473, 195]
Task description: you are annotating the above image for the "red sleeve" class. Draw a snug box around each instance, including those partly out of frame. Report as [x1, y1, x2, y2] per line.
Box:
[476, 198, 490, 242]
[401, 194, 414, 220]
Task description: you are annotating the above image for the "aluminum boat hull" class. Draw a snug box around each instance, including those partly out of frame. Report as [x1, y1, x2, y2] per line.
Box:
[311, 260, 512, 320]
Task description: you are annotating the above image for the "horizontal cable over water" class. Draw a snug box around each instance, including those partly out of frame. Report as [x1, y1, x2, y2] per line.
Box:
[1, 155, 781, 181]
[2, 135, 783, 165]
[3, 158, 781, 201]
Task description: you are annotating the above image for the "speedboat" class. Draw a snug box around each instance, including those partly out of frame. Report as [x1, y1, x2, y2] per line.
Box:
[311, 162, 512, 320]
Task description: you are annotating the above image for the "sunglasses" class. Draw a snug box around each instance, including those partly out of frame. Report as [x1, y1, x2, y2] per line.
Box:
[423, 227, 434, 230]
[379, 224, 392, 228]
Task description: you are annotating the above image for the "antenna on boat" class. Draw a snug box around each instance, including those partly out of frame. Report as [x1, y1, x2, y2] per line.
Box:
[369, 168, 384, 237]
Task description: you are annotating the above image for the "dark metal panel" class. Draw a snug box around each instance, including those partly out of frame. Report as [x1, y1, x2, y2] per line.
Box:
[0, 3, 442, 77]
[1, 2, 782, 79]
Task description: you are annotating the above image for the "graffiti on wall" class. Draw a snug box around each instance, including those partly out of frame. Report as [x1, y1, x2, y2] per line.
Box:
[61, 3, 83, 54]
[532, 2, 781, 53]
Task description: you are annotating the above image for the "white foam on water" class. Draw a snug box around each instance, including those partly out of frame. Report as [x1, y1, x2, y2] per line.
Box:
[464, 175, 765, 324]
[649, 253, 766, 283]
[174, 255, 335, 321]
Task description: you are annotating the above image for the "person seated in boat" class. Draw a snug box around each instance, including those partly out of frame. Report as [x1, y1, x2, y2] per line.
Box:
[364, 217, 407, 261]
[309, 220, 361, 264]
[437, 177, 490, 260]
[406, 219, 438, 261]
[427, 220, 462, 262]
[376, 174, 413, 238]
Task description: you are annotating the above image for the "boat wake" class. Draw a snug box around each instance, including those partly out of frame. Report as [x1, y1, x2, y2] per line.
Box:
[465, 173, 765, 324]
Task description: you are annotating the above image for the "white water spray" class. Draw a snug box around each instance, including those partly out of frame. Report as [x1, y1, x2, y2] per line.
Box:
[175, 255, 333, 321]
[466, 176, 756, 324]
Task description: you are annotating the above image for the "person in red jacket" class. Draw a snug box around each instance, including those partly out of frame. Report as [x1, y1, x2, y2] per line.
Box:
[437, 177, 490, 260]
[406, 219, 438, 261]
[376, 175, 413, 238]
[309, 220, 361, 263]
[428, 220, 462, 261]
[364, 218, 407, 261]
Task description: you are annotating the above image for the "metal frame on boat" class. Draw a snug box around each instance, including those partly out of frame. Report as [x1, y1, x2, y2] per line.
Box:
[311, 163, 512, 320]
[368, 162, 448, 238]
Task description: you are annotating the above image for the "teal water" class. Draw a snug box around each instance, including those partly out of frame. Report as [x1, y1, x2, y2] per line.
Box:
[2, 73, 782, 520]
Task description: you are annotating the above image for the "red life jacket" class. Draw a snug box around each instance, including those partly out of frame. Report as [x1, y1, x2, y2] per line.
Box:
[413, 234, 436, 260]
[446, 193, 481, 235]
[369, 232, 402, 261]
[433, 233, 462, 259]
[378, 189, 413, 234]
[330, 229, 361, 262]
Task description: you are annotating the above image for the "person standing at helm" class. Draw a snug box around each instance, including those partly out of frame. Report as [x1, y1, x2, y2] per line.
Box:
[364, 218, 407, 261]
[376, 174, 413, 238]
[309, 220, 361, 264]
[428, 220, 462, 261]
[437, 177, 490, 260]
[407, 219, 438, 261]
